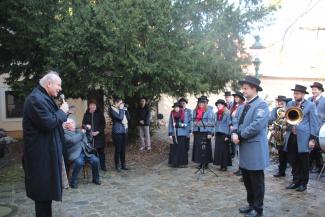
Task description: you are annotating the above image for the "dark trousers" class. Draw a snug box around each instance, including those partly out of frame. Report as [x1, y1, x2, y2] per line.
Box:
[186, 137, 190, 152]
[287, 134, 309, 186]
[35, 200, 52, 217]
[96, 147, 106, 170]
[71, 152, 100, 186]
[278, 147, 287, 174]
[241, 168, 265, 214]
[113, 133, 126, 165]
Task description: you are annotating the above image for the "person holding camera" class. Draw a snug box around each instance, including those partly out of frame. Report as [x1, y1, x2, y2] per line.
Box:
[63, 118, 101, 188]
[82, 100, 107, 171]
[110, 97, 129, 172]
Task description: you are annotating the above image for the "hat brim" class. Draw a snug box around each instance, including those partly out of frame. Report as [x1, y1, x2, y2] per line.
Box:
[178, 99, 188, 103]
[172, 105, 183, 108]
[232, 94, 245, 101]
[239, 80, 263, 91]
[291, 89, 309, 94]
[310, 85, 324, 92]
[215, 102, 227, 106]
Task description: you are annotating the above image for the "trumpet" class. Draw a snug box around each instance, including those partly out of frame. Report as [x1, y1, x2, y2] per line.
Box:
[285, 107, 303, 126]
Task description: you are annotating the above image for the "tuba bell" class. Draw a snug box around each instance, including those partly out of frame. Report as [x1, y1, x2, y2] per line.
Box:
[285, 107, 303, 125]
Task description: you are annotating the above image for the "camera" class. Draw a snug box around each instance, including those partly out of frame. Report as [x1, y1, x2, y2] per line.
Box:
[82, 125, 93, 144]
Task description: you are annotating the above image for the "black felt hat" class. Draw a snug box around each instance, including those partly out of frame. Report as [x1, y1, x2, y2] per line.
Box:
[310, 82, 324, 92]
[232, 91, 245, 101]
[172, 102, 183, 108]
[224, 91, 232, 96]
[178, 97, 188, 104]
[275, 95, 287, 101]
[239, 75, 263, 91]
[198, 95, 209, 103]
[215, 99, 227, 107]
[291, 84, 309, 94]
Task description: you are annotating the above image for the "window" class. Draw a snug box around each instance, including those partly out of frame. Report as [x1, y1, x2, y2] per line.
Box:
[5, 91, 24, 118]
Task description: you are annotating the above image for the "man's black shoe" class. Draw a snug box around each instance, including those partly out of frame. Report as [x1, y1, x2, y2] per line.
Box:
[296, 185, 307, 192]
[70, 183, 78, 189]
[239, 206, 253, 214]
[92, 180, 101, 185]
[273, 172, 285, 177]
[121, 164, 129, 170]
[286, 183, 299, 189]
[115, 164, 121, 172]
[234, 170, 242, 176]
[244, 209, 263, 217]
[101, 167, 107, 172]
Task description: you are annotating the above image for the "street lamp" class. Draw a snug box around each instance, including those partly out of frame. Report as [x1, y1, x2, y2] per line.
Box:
[250, 35, 265, 78]
[252, 57, 262, 79]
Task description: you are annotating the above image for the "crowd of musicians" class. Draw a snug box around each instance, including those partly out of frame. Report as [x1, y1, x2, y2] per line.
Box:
[167, 77, 324, 217]
[22, 71, 324, 217]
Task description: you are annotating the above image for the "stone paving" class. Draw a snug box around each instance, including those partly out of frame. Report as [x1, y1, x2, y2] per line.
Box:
[0, 135, 324, 217]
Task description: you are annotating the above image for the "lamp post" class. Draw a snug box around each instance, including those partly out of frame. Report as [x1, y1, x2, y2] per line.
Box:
[249, 35, 265, 78]
[252, 57, 262, 79]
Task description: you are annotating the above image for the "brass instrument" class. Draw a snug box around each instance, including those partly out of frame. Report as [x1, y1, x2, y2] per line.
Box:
[273, 108, 286, 127]
[271, 106, 303, 144]
[285, 107, 303, 126]
[271, 108, 287, 146]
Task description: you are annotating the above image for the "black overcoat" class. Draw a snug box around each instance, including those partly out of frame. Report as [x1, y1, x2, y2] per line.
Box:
[82, 109, 106, 148]
[22, 85, 67, 201]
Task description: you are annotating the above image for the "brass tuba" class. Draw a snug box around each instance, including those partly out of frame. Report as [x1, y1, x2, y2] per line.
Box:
[285, 107, 303, 125]
[273, 108, 286, 127]
[271, 108, 287, 145]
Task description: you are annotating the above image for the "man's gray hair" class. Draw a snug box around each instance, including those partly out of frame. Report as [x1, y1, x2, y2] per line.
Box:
[39, 70, 61, 87]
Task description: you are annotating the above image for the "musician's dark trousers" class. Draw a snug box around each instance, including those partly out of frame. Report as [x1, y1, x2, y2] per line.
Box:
[241, 168, 265, 214]
[287, 134, 309, 186]
[277, 147, 287, 174]
[113, 133, 126, 166]
[35, 200, 52, 217]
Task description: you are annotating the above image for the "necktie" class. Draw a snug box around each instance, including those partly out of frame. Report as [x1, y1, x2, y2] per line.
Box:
[238, 104, 250, 126]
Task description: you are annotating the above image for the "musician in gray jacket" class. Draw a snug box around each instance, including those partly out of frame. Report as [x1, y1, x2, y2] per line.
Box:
[232, 76, 269, 217]
[308, 82, 325, 173]
[284, 84, 318, 192]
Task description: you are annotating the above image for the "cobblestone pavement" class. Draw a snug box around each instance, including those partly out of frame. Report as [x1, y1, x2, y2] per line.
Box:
[0, 135, 324, 217]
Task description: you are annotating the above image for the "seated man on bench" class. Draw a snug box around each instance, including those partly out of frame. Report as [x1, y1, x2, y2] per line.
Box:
[63, 118, 101, 188]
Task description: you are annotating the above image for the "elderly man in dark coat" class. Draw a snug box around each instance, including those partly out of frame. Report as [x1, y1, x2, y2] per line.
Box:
[22, 71, 69, 217]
